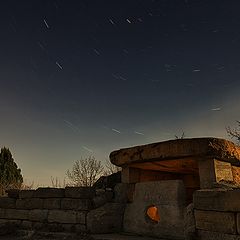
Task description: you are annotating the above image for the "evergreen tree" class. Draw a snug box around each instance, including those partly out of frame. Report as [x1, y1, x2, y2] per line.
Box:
[0, 147, 23, 187]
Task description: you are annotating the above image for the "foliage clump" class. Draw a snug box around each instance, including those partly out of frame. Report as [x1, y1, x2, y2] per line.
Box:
[0, 147, 23, 195]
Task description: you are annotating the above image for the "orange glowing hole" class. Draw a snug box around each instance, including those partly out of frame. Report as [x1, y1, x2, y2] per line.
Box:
[146, 206, 160, 223]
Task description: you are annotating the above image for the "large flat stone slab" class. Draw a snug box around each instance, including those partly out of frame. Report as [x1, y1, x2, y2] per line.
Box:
[110, 138, 240, 167]
[123, 180, 186, 239]
[194, 210, 236, 234]
[194, 189, 240, 211]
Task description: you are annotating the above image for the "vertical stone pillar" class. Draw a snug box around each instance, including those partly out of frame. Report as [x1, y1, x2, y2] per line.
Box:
[198, 158, 233, 188]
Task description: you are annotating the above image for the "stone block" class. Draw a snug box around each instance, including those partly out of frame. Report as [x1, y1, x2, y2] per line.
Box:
[32, 222, 47, 230]
[134, 180, 186, 206]
[5, 209, 29, 220]
[123, 180, 186, 239]
[29, 209, 48, 222]
[214, 159, 233, 182]
[198, 158, 216, 188]
[232, 166, 240, 185]
[0, 197, 16, 208]
[87, 203, 125, 233]
[59, 223, 76, 232]
[46, 223, 63, 232]
[0, 220, 21, 235]
[16, 198, 43, 209]
[0, 208, 5, 218]
[48, 210, 77, 224]
[34, 188, 65, 198]
[21, 220, 32, 229]
[194, 189, 240, 212]
[92, 195, 108, 208]
[114, 183, 130, 203]
[65, 187, 95, 199]
[124, 203, 184, 239]
[43, 198, 61, 209]
[121, 167, 140, 183]
[197, 230, 240, 240]
[6, 189, 20, 199]
[61, 198, 92, 210]
[75, 224, 87, 233]
[19, 190, 35, 199]
[237, 213, 240, 234]
[76, 211, 87, 224]
[184, 203, 197, 240]
[194, 210, 236, 234]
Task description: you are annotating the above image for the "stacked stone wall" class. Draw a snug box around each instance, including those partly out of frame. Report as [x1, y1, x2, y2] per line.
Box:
[0, 187, 125, 234]
[193, 188, 240, 240]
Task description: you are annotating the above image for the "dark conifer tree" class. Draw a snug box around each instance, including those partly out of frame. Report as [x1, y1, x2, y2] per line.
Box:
[0, 147, 23, 186]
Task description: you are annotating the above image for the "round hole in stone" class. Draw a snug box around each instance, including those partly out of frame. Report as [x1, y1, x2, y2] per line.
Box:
[146, 205, 160, 223]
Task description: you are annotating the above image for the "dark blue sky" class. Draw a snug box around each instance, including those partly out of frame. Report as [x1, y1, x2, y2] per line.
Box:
[1, 0, 240, 185]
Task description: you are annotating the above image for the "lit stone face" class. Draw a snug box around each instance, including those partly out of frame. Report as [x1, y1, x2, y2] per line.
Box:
[146, 206, 160, 223]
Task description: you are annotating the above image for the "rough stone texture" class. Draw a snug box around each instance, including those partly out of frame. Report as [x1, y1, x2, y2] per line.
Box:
[65, 187, 95, 199]
[34, 188, 65, 198]
[123, 180, 186, 240]
[232, 166, 240, 185]
[0, 197, 16, 209]
[237, 213, 240, 234]
[198, 158, 216, 188]
[4, 209, 30, 220]
[21, 220, 32, 229]
[87, 203, 125, 233]
[6, 189, 20, 199]
[29, 209, 48, 222]
[76, 211, 87, 224]
[16, 198, 43, 209]
[194, 189, 240, 212]
[214, 159, 233, 182]
[198, 230, 240, 240]
[61, 198, 92, 210]
[121, 167, 141, 184]
[19, 190, 35, 199]
[93, 172, 121, 189]
[92, 196, 108, 208]
[43, 198, 61, 209]
[110, 138, 240, 167]
[0, 209, 5, 218]
[75, 224, 87, 233]
[48, 210, 77, 224]
[194, 210, 236, 234]
[114, 183, 129, 203]
[184, 203, 196, 240]
[32, 222, 46, 230]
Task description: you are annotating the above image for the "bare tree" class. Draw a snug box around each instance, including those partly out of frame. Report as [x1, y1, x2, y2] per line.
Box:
[226, 121, 240, 144]
[104, 159, 121, 175]
[66, 156, 104, 187]
[175, 132, 186, 139]
[50, 176, 67, 188]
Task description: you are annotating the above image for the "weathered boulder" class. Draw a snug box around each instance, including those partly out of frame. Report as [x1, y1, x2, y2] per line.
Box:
[87, 203, 125, 233]
[93, 172, 121, 190]
[184, 203, 196, 240]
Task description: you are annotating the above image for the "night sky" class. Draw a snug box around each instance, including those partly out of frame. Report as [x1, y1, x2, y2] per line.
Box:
[1, 0, 240, 185]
